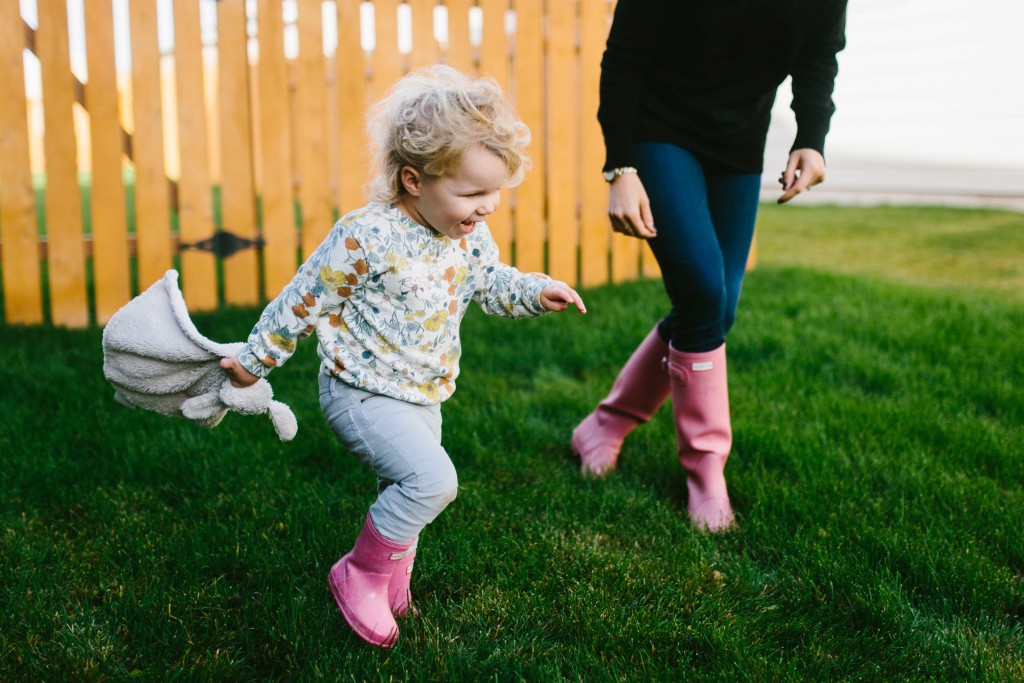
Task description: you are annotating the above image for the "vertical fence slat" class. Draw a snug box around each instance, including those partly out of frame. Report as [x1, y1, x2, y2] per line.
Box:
[218, 0, 260, 304]
[295, 0, 333, 258]
[444, 0, 474, 73]
[257, 0, 297, 295]
[578, 0, 609, 287]
[408, 0, 438, 70]
[84, 0, 131, 324]
[373, 0, 403, 93]
[610, 225, 639, 282]
[173, 0, 217, 310]
[478, 0, 513, 260]
[0, 5, 43, 324]
[511, 0, 545, 272]
[545, 0, 578, 283]
[129, 0, 173, 291]
[38, 0, 88, 327]
[640, 233, 660, 278]
[336, 0, 369, 215]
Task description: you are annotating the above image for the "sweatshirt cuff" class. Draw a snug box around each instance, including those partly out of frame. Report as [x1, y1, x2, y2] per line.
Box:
[791, 120, 829, 158]
[602, 132, 635, 172]
[237, 346, 274, 379]
[525, 275, 552, 316]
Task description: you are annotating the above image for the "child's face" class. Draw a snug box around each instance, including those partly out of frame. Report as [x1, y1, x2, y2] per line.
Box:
[398, 144, 508, 240]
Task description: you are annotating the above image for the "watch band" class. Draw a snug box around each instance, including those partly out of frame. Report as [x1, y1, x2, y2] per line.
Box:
[603, 166, 638, 183]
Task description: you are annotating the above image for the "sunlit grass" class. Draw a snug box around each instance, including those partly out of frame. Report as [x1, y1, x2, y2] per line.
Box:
[757, 203, 1024, 302]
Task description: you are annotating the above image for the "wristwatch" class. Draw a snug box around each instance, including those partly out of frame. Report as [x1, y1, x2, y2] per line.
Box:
[602, 166, 638, 183]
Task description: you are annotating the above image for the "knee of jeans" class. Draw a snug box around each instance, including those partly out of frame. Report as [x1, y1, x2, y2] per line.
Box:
[664, 265, 725, 311]
[420, 458, 459, 506]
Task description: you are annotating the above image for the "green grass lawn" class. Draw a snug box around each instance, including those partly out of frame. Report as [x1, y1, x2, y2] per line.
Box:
[2, 204, 1022, 680]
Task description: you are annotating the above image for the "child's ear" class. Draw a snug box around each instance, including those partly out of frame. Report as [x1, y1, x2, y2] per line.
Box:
[399, 166, 423, 197]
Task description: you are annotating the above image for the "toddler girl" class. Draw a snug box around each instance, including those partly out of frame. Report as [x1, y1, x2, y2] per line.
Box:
[221, 65, 585, 648]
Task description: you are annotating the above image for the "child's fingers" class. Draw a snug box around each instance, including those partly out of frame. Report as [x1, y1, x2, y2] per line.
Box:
[554, 284, 587, 313]
[542, 282, 586, 313]
[567, 287, 587, 314]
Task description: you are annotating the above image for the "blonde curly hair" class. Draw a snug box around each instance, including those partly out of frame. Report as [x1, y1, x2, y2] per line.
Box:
[366, 64, 531, 204]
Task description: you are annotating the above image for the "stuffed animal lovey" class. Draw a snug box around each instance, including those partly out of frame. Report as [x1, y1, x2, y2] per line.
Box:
[102, 270, 297, 441]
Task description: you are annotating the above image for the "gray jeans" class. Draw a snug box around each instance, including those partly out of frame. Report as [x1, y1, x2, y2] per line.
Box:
[318, 372, 458, 543]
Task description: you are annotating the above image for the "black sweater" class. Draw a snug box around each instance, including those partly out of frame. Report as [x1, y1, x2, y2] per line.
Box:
[598, 0, 848, 174]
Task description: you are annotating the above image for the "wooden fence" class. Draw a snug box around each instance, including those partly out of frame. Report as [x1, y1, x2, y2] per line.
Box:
[0, 0, 667, 328]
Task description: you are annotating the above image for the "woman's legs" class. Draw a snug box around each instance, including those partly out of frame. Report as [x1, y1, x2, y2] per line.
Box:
[633, 142, 760, 351]
[632, 143, 759, 530]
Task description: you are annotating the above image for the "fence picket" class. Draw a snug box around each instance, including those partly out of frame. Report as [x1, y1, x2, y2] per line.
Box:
[478, 0, 513, 260]
[218, 0, 260, 304]
[128, 0, 173, 293]
[336, 0, 370, 216]
[545, 0, 578, 283]
[511, 0, 545, 273]
[641, 235, 661, 279]
[0, 3, 43, 324]
[578, 0, 610, 287]
[256, 0, 298, 296]
[295, 0, 333, 258]
[84, 0, 131, 323]
[373, 0, 403, 93]
[173, 0, 218, 310]
[408, 0, 438, 70]
[38, 0, 88, 327]
[444, 0, 474, 73]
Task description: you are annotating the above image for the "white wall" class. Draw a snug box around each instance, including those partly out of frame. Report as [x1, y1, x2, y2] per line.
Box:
[769, 0, 1024, 171]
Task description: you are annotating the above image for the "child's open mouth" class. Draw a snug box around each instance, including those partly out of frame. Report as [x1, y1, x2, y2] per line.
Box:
[459, 219, 476, 230]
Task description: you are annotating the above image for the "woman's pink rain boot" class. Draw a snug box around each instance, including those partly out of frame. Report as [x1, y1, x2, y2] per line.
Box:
[388, 538, 417, 617]
[328, 513, 413, 647]
[667, 344, 735, 532]
[571, 325, 671, 476]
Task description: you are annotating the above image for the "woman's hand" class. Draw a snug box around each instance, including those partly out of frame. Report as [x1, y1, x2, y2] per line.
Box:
[778, 148, 826, 204]
[540, 282, 587, 314]
[608, 173, 657, 239]
[220, 356, 260, 388]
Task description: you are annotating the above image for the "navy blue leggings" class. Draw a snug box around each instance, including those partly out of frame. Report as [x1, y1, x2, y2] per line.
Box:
[633, 143, 761, 353]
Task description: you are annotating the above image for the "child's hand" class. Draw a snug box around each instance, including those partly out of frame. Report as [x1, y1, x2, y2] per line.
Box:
[220, 356, 261, 388]
[540, 282, 587, 314]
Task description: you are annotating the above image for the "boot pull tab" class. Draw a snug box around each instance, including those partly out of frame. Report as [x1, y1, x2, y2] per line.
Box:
[665, 355, 687, 384]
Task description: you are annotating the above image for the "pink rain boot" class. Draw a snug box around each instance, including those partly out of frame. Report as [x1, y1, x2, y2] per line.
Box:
[571, 325, 671, 476]
[667, 343, 735, 532]
[388, 538, 417, 617]
[328, 513, 414, 647]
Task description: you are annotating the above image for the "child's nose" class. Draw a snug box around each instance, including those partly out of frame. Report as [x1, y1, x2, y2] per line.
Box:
[480, 192, 500, 215]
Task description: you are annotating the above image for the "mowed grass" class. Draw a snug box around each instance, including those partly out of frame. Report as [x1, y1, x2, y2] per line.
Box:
[1, 204, 1022, 680]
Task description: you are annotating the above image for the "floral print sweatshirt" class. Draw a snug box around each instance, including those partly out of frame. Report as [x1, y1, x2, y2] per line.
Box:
[238, 203, 551, 405]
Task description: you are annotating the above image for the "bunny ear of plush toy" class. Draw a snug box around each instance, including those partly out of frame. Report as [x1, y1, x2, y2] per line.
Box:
[101, 269, 298, 441]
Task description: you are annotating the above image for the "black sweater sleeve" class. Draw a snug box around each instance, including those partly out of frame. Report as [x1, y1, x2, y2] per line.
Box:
[789, 1, 848, 156]
[597, 0, 666, 172]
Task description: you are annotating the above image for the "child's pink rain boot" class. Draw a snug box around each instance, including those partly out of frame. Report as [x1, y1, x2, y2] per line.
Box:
[571, 325, 671, 476]
[388, 538, 417, 617]
[328, 513, 413, 647]
[667, 343, 735, 532]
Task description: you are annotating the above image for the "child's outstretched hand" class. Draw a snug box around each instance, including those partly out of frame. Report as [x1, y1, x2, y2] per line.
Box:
[220, 356, 261, 388]
[540, 282, 587, 314]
